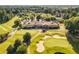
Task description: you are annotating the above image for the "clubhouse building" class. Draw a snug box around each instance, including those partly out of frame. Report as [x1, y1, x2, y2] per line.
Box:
[21, 18, 59, 29]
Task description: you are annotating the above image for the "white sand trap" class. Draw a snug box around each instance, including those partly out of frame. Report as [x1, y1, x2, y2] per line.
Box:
[36, 41, 45, 52]
[36, 34, 66, 52]
[38, 30, 42, 32]
[53, 35, 66, 39]
[43, 35, 66, 39]
[43, 35, 51, 40]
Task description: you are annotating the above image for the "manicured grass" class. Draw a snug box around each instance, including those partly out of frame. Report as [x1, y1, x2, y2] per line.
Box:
[44, 38, 71, 48]
[0, 16, 39, 53]
[0, 36, 16, 53]
[0, 29, 38, 54]
[28, 34, 44, 54]
[29, 32, 76, 54]
[0, 16, 19, 34]
[28, 25, 76, 54]
[1, 16, 20, 28]
[0, 17, 20, 53]
[44, 46, 75, 54]
[44, 38, 76, 54]
[0, 17, 77, 54]
[0, 26, 8, 34]
[15, 29, 38, 37]
[45, 29, 67, 37]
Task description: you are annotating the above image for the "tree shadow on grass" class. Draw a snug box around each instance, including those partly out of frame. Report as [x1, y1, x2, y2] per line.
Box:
[66, 32, 79, 53]
[54, 52, 65, 54]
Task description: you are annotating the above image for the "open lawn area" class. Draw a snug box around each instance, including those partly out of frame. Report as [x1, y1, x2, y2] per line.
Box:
[0, 16, 39, 53]
[28, 25, 76, 54]
[0, 16, 19, 34]
[44, 38, 75, 54]
[0, 16, 77, 54]
[1, 5, 79, 54]
[0, 29, 38, 53]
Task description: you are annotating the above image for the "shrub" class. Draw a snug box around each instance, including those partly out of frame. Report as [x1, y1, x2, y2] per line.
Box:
[13, 39, 22, 53]
[16, 43, 27, 54]
[7, 45, 14, 54]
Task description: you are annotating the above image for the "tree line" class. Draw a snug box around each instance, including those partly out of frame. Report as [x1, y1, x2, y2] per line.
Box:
[0, 6, 79, 24]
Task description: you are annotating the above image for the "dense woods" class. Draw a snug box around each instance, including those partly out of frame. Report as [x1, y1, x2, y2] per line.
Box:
[0, 6, 79, 24]
[65, 17, 79, 36]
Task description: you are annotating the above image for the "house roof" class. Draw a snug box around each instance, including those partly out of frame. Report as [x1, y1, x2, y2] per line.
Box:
[22, 20, 59, 27]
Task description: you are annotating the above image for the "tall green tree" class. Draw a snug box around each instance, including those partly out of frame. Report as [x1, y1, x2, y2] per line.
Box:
[65, 17, 79, 34]
[13, 39, 22, 53]
[23, 32, 31, 46]
[7, 45, 14, 54]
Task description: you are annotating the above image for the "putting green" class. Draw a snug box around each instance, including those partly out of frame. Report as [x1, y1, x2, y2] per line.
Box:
[29, 29, 76, 54]
[44, 38, 76, 54]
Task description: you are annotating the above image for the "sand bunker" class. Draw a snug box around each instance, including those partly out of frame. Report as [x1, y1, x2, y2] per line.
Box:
[36, 34, 66, 52]
[43, 35, 51, 40]
[52, 35, 66, 39]
[36, 41, 45, 52]
[43, 35, 66, 39]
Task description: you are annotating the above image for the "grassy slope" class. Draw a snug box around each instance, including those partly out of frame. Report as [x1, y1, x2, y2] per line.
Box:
[44, 25, 76, 54]
[0, 17, 77, 54]
[0, 16, 38, 53]
[28, 34, 44, 54]
[0, 16, 19, 53]
[29, 24, 76, 54]
[29, 31, 76, 54]
[0, 29, 38, 53]
[0, 16, 19, 34]
[44, 38, 75, 54]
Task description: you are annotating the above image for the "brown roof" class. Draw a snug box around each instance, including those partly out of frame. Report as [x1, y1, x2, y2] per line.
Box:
[23, 20, 59, 27]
